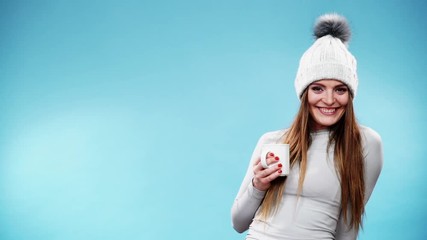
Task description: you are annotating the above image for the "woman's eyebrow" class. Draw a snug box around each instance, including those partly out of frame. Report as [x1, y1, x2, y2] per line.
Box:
[310, 83, 348, 88]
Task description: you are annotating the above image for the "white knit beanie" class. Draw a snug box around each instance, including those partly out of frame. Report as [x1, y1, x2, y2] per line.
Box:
[295, 13, 358, 98]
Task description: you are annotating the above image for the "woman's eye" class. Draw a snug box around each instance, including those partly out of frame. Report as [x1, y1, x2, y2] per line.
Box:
[335, 87, 348, 94]
[311, 86, 323, 92]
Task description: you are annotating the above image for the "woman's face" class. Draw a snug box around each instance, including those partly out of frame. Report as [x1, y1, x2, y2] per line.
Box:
[307, 79, 350, 130]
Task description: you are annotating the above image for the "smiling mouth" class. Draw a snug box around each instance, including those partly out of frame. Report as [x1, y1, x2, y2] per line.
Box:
[319, 107, 337, 115]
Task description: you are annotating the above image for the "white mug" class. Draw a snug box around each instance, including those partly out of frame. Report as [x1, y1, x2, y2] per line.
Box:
[260, 144, 290, 176]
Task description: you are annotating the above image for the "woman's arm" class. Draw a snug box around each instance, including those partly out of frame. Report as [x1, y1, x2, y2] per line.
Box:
[231, 134, 266, 233]
[335, 127, 384, 239]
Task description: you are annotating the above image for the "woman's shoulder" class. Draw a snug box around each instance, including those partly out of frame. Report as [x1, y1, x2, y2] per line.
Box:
[359, 125, 382, 144]
[258, 129, 287, 144]
[359, 126, 383, 175]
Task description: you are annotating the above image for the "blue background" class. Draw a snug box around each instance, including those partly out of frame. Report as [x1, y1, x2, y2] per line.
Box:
[1, 0, 426, 239]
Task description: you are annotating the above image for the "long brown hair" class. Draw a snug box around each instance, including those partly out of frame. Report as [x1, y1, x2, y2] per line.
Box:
[258, 89, 365, 231]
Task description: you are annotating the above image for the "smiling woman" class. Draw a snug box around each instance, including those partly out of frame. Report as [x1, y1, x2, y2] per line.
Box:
[308, 80, 349, 130]
[231, 13, 383, 240]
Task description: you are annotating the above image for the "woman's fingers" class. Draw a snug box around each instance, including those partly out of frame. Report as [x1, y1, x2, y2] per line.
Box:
[254, 156, 282, 176]
[253, 158, 264, 172]
[252, 157, 283, 191]
[258, 162, 282, 178]
[258, 168, 282, 184]
[265, 152, 280, 166]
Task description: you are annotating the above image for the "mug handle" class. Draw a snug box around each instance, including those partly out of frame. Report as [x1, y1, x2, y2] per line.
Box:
[260, 151, 270, 168]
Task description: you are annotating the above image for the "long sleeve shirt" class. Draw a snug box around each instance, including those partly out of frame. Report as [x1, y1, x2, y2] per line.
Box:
[231, 126, 383, 240]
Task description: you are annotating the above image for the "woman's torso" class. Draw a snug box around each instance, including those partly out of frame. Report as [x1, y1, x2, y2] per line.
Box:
[246, 130, 341, 240]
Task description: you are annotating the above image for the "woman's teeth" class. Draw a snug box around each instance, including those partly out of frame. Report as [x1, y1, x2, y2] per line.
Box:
[320, 108, 336, 114]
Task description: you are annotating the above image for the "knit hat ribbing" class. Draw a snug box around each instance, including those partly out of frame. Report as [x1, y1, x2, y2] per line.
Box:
[294, 13, 358, 98]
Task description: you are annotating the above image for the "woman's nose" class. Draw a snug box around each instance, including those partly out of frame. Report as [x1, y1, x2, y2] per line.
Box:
[323, 91, 335, 105]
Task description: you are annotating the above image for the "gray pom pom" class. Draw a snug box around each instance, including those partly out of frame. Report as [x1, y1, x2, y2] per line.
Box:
[314, 13, 351, 44]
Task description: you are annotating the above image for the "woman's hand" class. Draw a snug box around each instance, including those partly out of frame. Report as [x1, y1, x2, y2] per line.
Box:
[252, 152, 283, 191]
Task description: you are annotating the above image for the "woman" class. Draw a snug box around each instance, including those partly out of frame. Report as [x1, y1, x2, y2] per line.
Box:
[231, 13, 383, 240]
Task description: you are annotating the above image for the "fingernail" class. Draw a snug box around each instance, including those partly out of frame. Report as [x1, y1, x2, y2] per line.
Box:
[269, 153, 274, 157]
[278, 163, 282, 168]
[275, 156, 280, 161]
[278, 170, 282, 174]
